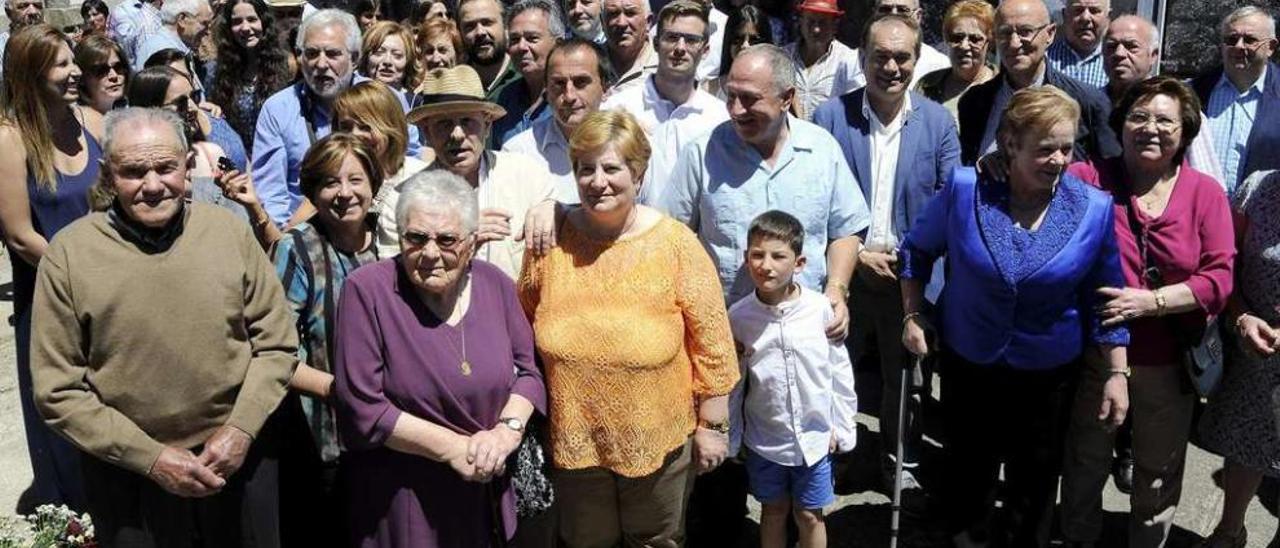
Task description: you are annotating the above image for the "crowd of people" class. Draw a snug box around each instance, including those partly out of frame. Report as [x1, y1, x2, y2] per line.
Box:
[2, 0, 1279, 545]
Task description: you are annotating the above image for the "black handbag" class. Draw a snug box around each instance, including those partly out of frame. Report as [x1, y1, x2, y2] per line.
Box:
[1123, 194, 1222, 397]
[509, 416, 554, 518]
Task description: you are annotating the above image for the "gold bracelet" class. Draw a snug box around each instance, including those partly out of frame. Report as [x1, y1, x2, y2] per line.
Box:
[1153, 288, 1167, 317]
[828, 282, 850, 299]
[902, 311, 923, 327]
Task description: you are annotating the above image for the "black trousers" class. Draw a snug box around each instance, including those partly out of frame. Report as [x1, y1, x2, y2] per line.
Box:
[939, 348, 1078, 548]
[275, 394, 345, 548]
[82, 438, 280, 548]
[684, 460, 749, 547]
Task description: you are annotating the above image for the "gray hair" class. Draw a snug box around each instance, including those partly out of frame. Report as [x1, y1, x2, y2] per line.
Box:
[159, 0, 205, 25]
[395, 170, 479, 235]
[1221, 5, 1277, 39]
[508, 0, 567, 41]
[737, 44, 794, 95]
[102, 107, 189, 157]
[297, 8, 362, 53]
[1110, 14, 1159, 55]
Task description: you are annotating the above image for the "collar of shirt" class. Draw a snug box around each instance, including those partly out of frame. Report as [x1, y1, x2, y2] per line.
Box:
[615, 42, 658, 86]
[534, 116, 569, 155]
[748, 284, 804, 316]
[860, 90, 913, 131]
[641, 74, 712, 117]
[1215, 64, 1269, 98]
[725, 114, 816, 176]
[1001, 62, 1047, 93]
[108, 200, 189, 250]
[1049, 36, 1103, 64]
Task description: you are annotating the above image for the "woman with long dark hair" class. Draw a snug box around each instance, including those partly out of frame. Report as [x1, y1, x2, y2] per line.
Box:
[208, 0, 293, 148]
[0, 24, 105, 512]
[704, 5, 773, 99]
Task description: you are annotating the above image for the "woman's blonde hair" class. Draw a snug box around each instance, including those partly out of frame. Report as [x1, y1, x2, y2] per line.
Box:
[942, 0, 995, 40]
[1, 25, 75, 191]
[997, 86, 1080, 153]
[299, 132, 385, 203]
[361, 21, 420, 89]
[569, 110, 651, 181]
[332, 81, 409, 176]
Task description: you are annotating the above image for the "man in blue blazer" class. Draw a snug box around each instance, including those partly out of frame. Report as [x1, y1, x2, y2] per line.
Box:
[956, 0, 1120, 165]
[1191, 5, 1280, 194]
[811, 12, 959, 502]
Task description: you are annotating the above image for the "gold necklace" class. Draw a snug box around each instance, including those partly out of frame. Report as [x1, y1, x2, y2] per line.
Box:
[433, 274, 472, 376]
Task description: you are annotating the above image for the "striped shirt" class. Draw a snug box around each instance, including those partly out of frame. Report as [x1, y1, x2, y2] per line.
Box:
[1046, 38, 1108, 89]
[1205, 66, 1267, 193]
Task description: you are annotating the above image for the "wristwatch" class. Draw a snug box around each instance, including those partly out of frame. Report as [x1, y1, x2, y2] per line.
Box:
[699, 419, 730, 435]
[498, 417, 525, 433]
[1108, 365, 1132, 378]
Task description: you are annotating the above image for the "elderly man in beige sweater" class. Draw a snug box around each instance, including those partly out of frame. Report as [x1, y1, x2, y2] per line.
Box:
[31, 107, 299, 547]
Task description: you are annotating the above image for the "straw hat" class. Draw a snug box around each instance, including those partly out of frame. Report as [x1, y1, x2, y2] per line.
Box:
[407, 65, 507, 124]
[796, 0, 843, 16]
[265, 0, 308, 9]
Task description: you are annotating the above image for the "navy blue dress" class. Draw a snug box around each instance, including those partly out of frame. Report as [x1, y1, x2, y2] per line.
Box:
[9, 126, 102, 510]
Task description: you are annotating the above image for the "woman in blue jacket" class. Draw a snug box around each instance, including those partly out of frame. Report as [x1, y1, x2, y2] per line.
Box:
[899, 86, 1131, 547]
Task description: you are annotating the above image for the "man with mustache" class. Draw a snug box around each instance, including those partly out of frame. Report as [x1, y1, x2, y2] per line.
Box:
[491, 0, 564, 147]
[602, 0, 657, 96]
[503, 38, 610, 202]
[459, 0, 520, 99]
[957, 0, 1119, 165]
[1192, 5, 1280, 195]
[32, 107, 298, 548]
[659, 44, 868, 546]
[413, 65, 556, 279]
[564, 0, 605, 44]
[0, 0, 42, 65]
[252, 9, 369, 227]
[785, 0, 859, 120]
[811, 12, 959, 511]
[1045, 0, 1110, 89]
[602, 0, 728, 204]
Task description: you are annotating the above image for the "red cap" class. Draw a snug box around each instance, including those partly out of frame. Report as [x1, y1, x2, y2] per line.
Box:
[797, 0, 843, 16]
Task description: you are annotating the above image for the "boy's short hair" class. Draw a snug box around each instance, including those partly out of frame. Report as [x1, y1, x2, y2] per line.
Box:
[747, 210, 804, 255]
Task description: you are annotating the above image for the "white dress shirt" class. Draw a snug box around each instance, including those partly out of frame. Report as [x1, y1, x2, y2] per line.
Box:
[695, 7, 729, 83]
[602, 75, 731, 205]
[846, 42, 951, 91]
[728, 286, 858, 467]
[784, 39, 861, 120]
[863, 93, 913, 252]
[501, 117, 578, 203]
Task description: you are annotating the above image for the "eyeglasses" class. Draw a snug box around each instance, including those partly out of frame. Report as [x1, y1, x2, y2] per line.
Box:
[1124, 110, 1181, 133]
[875, 4, 918, 16]
[90, 61, 127, 78]
[402, 231, 471, 253]
[946, 31, 987, 47]
[995, 23, 1050, 43]
[658, 31, 706, 47]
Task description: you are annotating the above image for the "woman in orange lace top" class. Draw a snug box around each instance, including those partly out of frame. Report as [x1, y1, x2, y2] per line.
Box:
[517, 110, 738, 547]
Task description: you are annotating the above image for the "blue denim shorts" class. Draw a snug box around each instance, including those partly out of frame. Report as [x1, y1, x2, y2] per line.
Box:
[745, 450, 835, 510]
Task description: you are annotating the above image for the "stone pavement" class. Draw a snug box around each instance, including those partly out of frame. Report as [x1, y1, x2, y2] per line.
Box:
[0, 254, 1277, 546]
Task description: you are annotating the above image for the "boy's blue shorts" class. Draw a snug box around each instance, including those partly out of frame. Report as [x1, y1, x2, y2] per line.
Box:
[745, 450, 835, 510]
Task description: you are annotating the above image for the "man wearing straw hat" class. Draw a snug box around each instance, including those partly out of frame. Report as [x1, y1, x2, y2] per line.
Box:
[410, 64, 556, 280]
[783, 0, 859, 120]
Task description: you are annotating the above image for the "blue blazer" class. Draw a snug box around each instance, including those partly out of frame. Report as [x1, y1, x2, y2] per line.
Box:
[811, 90, 961, 239]
[1192, 62, 1280, 184]
[900, 167, 1129, 369]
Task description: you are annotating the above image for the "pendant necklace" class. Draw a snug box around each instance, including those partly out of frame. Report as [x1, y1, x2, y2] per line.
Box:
[457, 319, 471, 376]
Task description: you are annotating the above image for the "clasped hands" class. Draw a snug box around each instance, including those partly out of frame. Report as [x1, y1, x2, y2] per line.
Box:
[447, 426, 523, 483]
[147, 425, 252, 498]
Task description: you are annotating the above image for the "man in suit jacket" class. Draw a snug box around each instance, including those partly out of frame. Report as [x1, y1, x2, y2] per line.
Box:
[1191, 5, 1280, 194]
[957, 0, 1119, 165]
[811, 13, 959, 503]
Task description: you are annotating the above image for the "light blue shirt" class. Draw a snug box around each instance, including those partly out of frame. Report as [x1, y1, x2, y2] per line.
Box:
[656, 116, 871, 303]
[1206, 66, 1267, 193]
[1045, 38, 1108, 90]
[132, 28, 187, 71]
[252, 75, 379, 226]
[109, 0, 163, 61]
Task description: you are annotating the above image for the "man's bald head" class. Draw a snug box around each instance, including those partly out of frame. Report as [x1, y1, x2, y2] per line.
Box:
[997, 0, 1051, 27]
[1103, 15, 1159, 91]
[996, 0, 1055, 79]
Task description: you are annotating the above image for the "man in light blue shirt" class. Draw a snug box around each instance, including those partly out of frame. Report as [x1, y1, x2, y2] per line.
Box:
[1045, 0, 1110, 89]
[253, 9, 366, 226]
[131, 0, 211, 71]
[658, 44, 869, 323]
[1195, 6, 1280, 194]
[109, 0, 163, 62]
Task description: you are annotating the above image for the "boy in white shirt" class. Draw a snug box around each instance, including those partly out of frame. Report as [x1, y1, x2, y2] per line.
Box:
[728, 210, 858, 548]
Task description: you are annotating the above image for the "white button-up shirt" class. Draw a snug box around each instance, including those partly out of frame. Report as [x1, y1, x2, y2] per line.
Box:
[695, 7, 729, 82]
[784, 39, 861, 120]
[501, 116, 578, 203]
[863, 93, 913, 252]
[728, 286, 858, 467]
[603, 75, 731, 205]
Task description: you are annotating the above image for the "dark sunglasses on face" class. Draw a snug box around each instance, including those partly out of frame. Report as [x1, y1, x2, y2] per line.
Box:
[402, 231, 469, 251]
[90, 61, 127, 78]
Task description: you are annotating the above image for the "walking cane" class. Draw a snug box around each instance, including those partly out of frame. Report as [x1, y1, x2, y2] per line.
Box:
[889, 355, 920, 548]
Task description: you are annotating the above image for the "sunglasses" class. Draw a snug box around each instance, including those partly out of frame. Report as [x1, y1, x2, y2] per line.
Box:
[90, 61, 127, 78]
[401, 231, 471, 252]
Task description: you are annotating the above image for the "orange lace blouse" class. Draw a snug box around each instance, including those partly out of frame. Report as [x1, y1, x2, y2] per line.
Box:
[518, 216, 738, 477]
